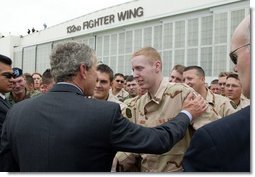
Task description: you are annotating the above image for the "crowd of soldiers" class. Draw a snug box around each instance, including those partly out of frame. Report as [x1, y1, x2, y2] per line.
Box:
[0, 15, 250, 172]
[0, 49, 250, 172]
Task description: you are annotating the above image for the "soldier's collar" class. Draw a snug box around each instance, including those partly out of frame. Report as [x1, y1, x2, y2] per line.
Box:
[150, 78, 169, 104]
[206, 88, 215, 106]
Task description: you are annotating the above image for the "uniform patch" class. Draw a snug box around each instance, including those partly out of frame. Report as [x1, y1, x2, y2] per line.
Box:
[230, 101, 237, 109]
[126, 108, 132, 118]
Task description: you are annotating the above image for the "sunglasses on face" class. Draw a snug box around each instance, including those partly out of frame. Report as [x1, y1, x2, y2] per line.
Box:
[229, 43, 250, 64]
[0, 72, 15, 79]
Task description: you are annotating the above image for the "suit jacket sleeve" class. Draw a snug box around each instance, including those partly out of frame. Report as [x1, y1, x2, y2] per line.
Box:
[110, 106, 191, 154]
[0, 110, 19, 172]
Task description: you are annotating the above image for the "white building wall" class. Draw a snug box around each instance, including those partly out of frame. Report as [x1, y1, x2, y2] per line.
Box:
[0, 0, 250, 83]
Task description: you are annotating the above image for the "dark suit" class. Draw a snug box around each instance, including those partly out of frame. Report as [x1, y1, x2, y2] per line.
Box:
[183, 106, 250, 172]
[0, 83, 191, 172]
[0, 97, 11, 141]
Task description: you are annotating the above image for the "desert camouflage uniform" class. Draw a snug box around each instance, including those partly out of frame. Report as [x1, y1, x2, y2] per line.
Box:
[191, 88, 236, 130]
[110, 88, 129, 102]
[235, 94, 250, 111]
[115, 78, 222, 172]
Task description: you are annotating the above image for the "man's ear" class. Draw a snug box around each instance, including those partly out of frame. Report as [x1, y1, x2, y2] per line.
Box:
[79, 64, 87, 79]
[154, 60, 161, 72]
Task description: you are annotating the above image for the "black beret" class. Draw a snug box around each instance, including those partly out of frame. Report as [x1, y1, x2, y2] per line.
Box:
[0, 54, 12, 65]
[13, 67, 23, 78]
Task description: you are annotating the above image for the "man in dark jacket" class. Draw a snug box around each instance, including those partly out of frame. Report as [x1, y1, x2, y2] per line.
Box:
[0, 54, 13, 140]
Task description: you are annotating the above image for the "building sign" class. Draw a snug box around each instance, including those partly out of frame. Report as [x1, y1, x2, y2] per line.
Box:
[66, 7, 144, 34]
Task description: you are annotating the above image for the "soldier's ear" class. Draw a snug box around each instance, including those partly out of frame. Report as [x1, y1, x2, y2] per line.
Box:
[154, 61, 161, 72]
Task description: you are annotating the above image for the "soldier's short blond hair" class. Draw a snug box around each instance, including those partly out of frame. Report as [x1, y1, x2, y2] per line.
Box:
[132, 47, 162, 70]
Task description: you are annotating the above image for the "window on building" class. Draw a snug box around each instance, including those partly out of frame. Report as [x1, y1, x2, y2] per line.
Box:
[37, 43, 52, 73]
[154, 25, 162, 50]
[144, 27, 152, 46]
[23, 46, 36, 73]
[163, 23, 173, 50]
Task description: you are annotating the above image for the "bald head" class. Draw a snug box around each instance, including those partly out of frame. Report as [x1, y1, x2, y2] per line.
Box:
[231, 15, 250, 51]
[230, 15, 250, 99]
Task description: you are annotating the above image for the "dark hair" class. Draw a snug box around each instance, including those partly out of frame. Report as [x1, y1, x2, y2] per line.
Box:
[42, 69, 54, 85]
[184, 66, 205, 77]
[114, 73, 125, 80]
[97, 64, 114, 82]
[23, 73, 34, 85]
[210, 79, 219, 85]
[126, 75, 135, 82]
[32, 72, 42, 78]
[0, 54, 12, 65]
[226, 73, 239, 80]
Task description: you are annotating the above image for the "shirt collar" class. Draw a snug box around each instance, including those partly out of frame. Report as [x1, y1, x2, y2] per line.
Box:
[0, 93, 6, 100]
[57, 82, 84, 94]
[149, 78, 169, 104]
[206, 88, 215, 106]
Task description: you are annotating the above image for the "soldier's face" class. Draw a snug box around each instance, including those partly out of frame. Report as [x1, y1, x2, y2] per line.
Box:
[225, 77, 242, 101]
[183, 69, 204, 92]
[126, 80, 139, 97]
[210, 84, 220, 94]
[218, 76, 227, 96]
[169, 70, 183, 83]
[131, 55, 159, 91]
[11, 76, 26, 94]
[94, 71, 111, 100]
[112, 76, 125, 90]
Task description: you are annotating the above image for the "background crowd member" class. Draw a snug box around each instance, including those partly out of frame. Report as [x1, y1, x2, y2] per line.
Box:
[169, 64, 185, 83]
[225, 73, 250, 110]
[23, 73, 41, 96]
[32, 72, 42, 91]
[209, 79, 220, 94]
[40, 69, 55, 93]
[183, 15, 250, 172]
[0, 42, 207, 172]
[6, 68, 37, 106]
[218, 71, 229, 96]
[115, 47, 213, 172]
[0, 54, 13, 141]
[93, 64, 126, 112]
[110, 73, 129, 102]
[183, 66, 236, 129]
[124, 76, 140, 99]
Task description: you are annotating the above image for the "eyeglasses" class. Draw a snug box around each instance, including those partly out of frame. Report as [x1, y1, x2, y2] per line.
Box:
[225, 84, 240, 88]
[0, 72, 15, 79]
[115, 80, 124, 84]
[229, 43, 250, 64]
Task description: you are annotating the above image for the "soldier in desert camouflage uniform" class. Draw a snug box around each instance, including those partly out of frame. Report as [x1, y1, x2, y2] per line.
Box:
[114, 47, 220, 172]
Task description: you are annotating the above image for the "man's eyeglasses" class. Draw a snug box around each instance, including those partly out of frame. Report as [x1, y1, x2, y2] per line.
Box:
[0, 72, 15, 79]
[116, 80, 124, 84]
[229, 43, 250, 64]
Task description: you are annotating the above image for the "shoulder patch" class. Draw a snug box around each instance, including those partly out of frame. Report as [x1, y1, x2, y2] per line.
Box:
[126, 108, 132, 118]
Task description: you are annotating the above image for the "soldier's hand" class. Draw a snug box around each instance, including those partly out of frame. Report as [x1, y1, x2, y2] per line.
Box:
[182, 92, 208, 119]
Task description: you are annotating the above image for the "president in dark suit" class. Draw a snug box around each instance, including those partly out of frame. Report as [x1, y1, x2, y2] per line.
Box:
[183, 15, 250, 172]
[0, 54, 13, 141]
[0, 42, 207, 172]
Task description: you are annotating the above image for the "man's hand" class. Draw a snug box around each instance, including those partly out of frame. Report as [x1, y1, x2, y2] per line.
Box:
[182, 92, 208, 119]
